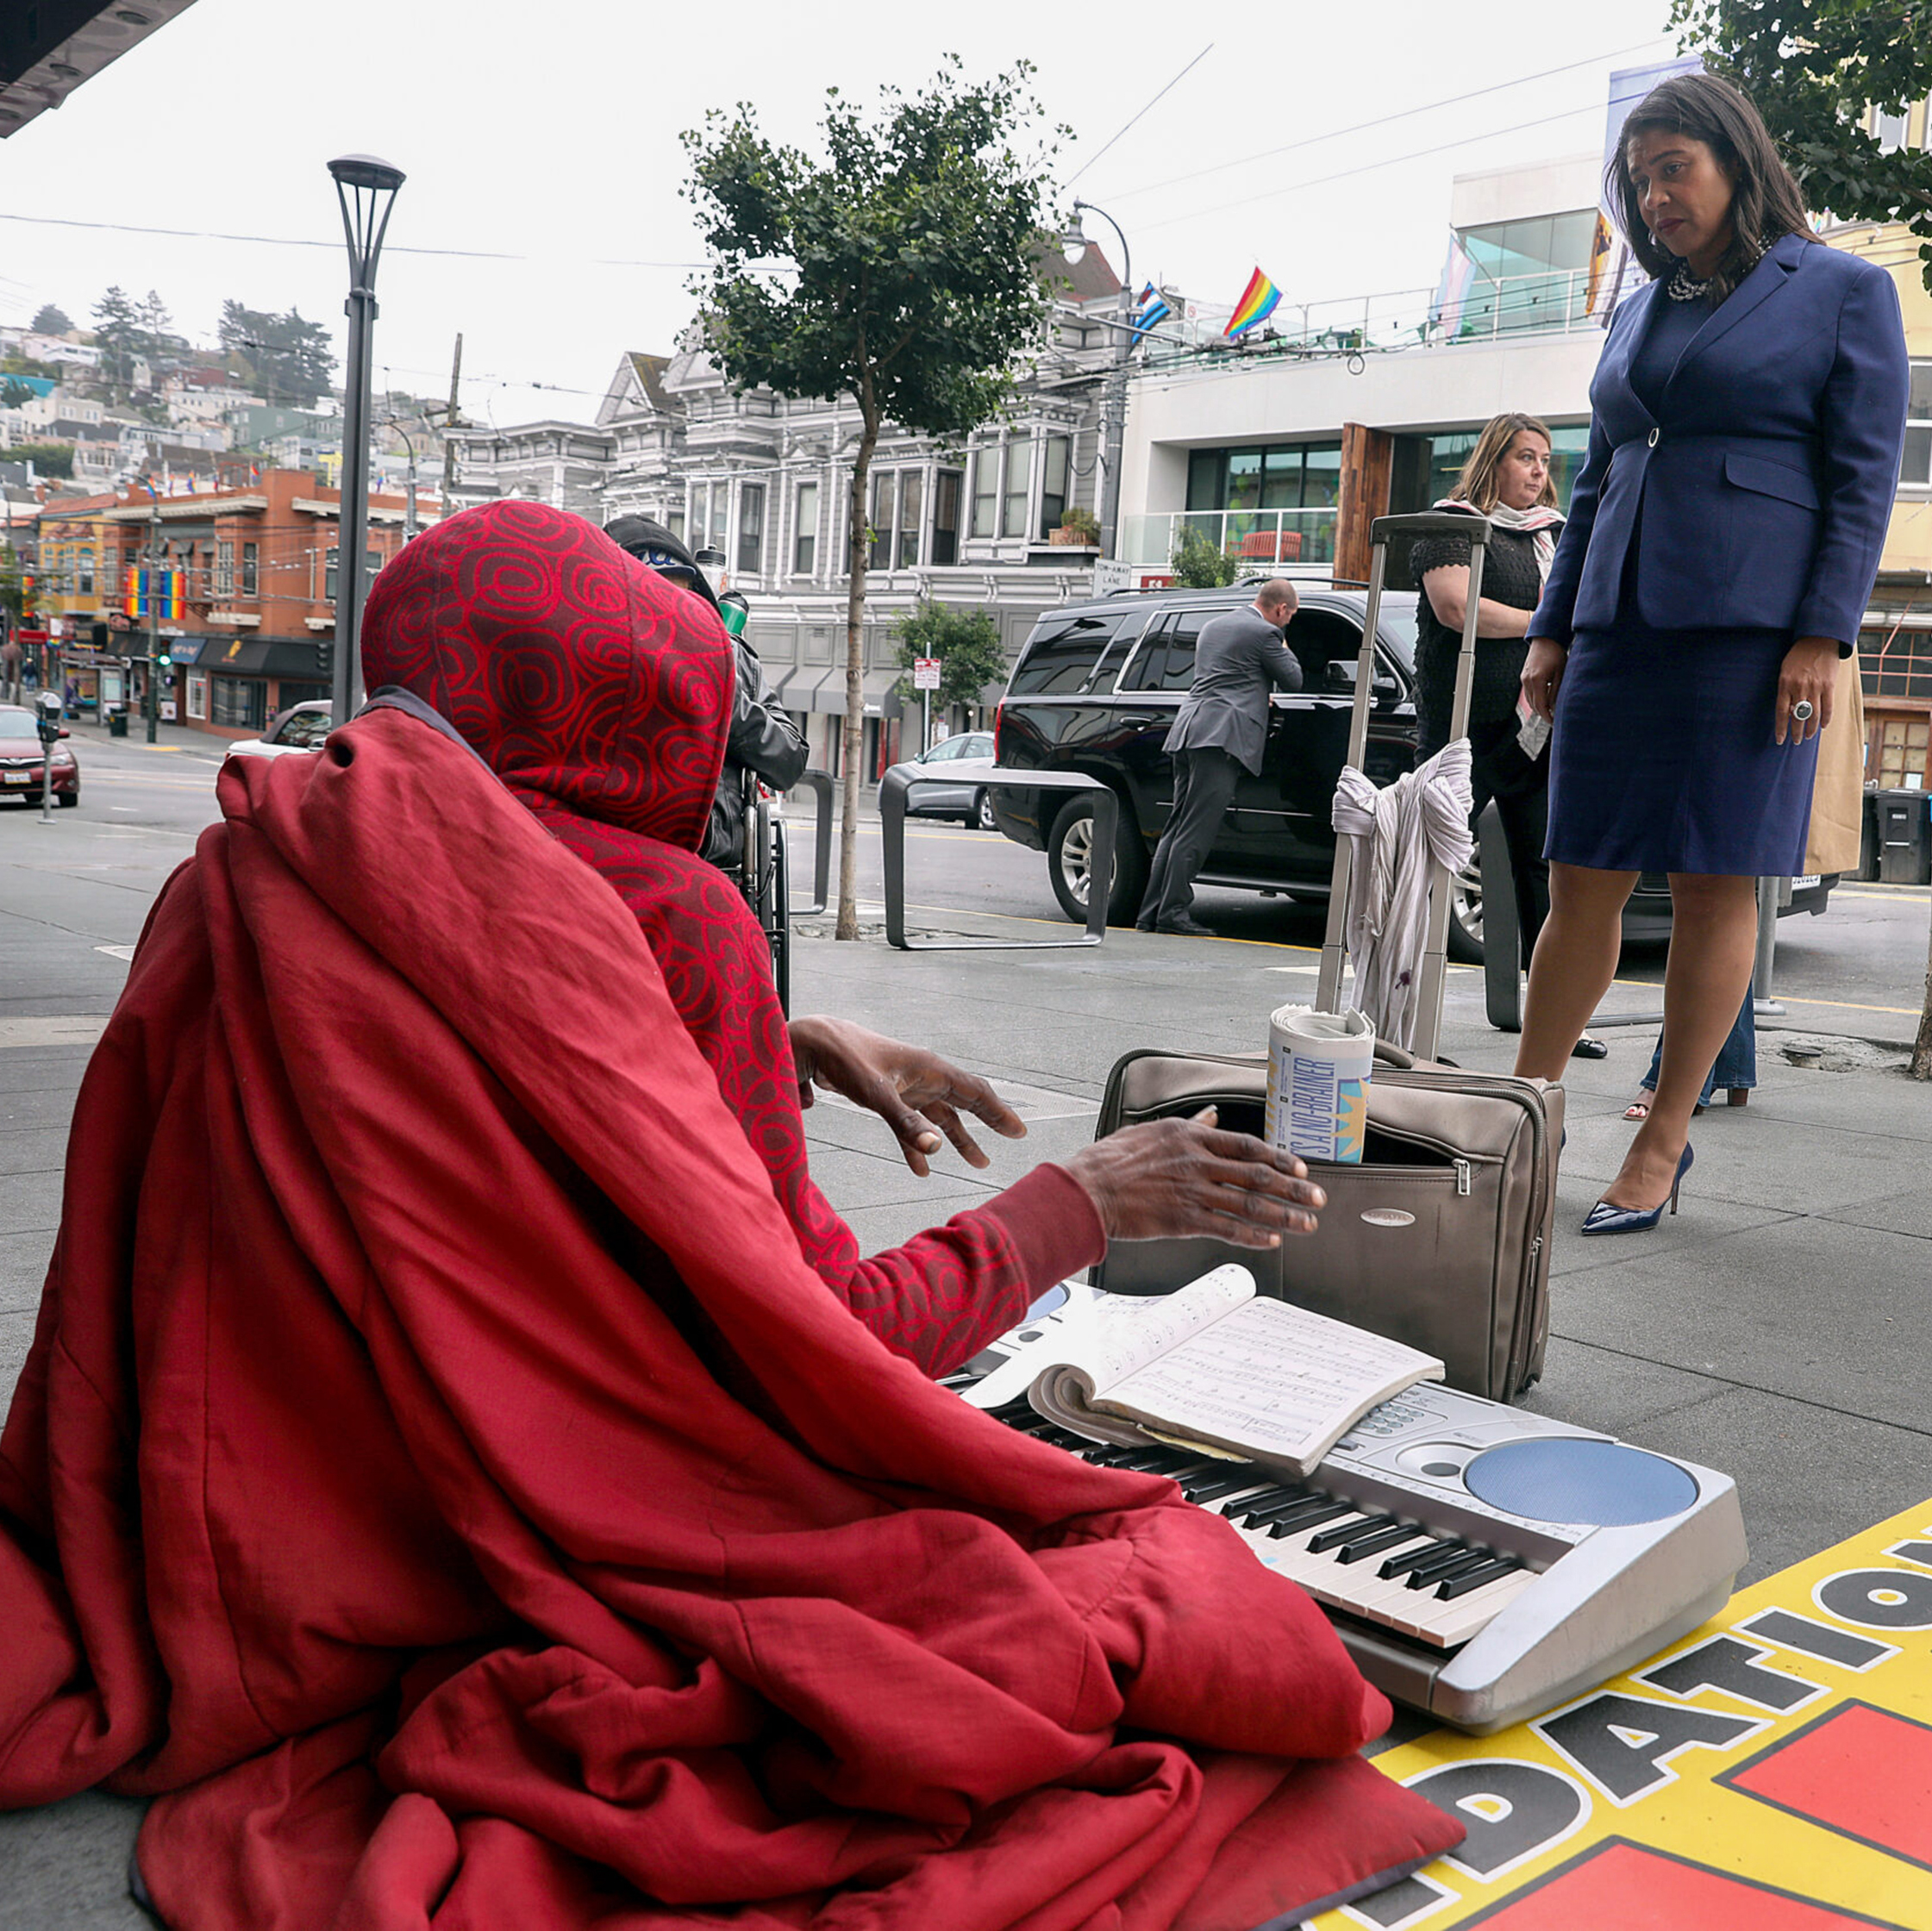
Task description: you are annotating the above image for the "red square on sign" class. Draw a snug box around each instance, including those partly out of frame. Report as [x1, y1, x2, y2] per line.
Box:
[1720, 1702, 1932, 1872]
[1458, 1839, 1910, 1930]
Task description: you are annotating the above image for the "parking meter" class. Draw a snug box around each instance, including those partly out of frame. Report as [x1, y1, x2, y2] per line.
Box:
[34, 690, 61, 823]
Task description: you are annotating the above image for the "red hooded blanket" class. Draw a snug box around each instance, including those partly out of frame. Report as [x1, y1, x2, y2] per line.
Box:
[0, 504, 1460, 1928]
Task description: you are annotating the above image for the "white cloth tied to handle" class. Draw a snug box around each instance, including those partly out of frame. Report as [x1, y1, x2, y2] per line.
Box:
[1330, 740, 1475, 1052]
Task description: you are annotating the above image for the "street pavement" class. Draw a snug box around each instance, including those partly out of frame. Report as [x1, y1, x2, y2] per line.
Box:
[4, 729, 1932, 1925]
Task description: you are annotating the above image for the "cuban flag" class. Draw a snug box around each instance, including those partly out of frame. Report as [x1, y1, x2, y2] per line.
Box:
[1132, 282, 1172, 338]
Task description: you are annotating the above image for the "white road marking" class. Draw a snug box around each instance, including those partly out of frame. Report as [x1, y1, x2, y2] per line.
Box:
[0, 1015, 108, 1049]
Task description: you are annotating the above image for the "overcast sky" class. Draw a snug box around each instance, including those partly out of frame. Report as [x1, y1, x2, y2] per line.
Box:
[1, 0, 1678, 428]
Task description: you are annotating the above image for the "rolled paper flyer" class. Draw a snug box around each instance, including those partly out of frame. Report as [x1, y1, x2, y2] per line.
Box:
[1264, 1003, 1375, 1165]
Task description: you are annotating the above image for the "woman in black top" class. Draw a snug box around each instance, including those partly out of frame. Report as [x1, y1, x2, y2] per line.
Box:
[1412, 413, 1603, 1056]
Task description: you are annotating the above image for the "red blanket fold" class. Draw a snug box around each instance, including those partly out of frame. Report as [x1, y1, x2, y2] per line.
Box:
[0, 653, 1459, 1925]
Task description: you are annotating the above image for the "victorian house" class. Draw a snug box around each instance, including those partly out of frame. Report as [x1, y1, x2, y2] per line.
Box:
[449, 253, 1127, 777]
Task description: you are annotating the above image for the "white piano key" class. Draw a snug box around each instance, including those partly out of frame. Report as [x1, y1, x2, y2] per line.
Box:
[1396, 1567, 1538, 1647]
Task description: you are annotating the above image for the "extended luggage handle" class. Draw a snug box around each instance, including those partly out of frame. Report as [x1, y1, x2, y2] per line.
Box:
[1316, 512, 1492, 1063]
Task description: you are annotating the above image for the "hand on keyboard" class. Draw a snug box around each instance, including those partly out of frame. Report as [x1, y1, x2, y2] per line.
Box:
[1061, 1109, 1327, 1248]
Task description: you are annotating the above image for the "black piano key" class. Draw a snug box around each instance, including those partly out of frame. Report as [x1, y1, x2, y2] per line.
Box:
[1306, 1513, 1392, 1554]
[1397, 1543, 1482, 1585]
[1405, 1549, 1494, 1590]
[1332, 1521, 1426, 1565]
[1379, 1540, 1458, 1581]
[1268, 1500, 1360, 1540]
[1435, 1558, 1523, 1601]
[1231, 1484, 1315, 1520]
[1240, 1492, 1338, 1529]
[1179, 1470, 1267, 1503]
[1086, 1446, 1190, 1472]
[1229, 1492, 1315, 1529]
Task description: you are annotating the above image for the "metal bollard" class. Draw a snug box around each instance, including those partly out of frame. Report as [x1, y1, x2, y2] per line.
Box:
[1752, 875, 1785, 1016]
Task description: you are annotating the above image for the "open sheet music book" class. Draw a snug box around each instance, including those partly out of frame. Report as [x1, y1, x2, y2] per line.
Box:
[964, 1266, 1444, 1477]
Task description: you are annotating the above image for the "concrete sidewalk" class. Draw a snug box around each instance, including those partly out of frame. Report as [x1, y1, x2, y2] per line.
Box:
[4, 884, 1931, 1923]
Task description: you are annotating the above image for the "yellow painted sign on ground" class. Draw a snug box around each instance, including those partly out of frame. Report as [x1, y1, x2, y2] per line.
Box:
[1315, 1497, 1932, 1929]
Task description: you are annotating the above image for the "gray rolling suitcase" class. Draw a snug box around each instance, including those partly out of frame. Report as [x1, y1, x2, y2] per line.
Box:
[1091, 515, 1564, 1400]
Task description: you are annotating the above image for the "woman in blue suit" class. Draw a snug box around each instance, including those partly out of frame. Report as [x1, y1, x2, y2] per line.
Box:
[1516, 72, 1907, 1234]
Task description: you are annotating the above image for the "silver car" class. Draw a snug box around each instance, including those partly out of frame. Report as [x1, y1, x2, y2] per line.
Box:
[229, 700, 335, 759]
[893, 731, 997, 828]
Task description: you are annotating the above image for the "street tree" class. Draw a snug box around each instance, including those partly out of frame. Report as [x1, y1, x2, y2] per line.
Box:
[891, 597, 1006, 741]
[217, 301, 336, 409]
[91, 285, 142, 397]
[1671, 0, 1932, 294]
[30, 303, 72, 334]
[683, 59, 1059, 939]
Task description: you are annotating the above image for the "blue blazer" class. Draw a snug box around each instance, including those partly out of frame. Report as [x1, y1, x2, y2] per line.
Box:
[1531, 233, 1908, 649]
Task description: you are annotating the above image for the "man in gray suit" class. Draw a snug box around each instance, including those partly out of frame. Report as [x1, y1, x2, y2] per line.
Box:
[1135, 579, 1301, 935]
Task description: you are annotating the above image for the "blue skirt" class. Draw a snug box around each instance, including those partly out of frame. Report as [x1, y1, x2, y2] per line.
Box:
[1546, 619, 1819, 876]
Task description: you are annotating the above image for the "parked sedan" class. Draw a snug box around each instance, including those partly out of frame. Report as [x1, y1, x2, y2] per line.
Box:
[230, 700, 335, 759]
[0, 704, 79, 808]
[891, 730, 998, 828]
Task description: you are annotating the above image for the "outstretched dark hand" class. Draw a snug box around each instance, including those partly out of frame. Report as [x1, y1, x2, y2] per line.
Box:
[1060, 1108, 1326, 1247]
[788, 1015, 1028, 1177]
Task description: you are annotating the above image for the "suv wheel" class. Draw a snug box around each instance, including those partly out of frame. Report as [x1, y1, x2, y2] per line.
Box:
[1447, 857, 1484, 965]
[1047, 793, 1148, 926]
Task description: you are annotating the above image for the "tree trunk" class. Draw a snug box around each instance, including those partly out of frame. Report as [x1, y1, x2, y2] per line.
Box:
[1913, 897, 1932, 1079]
[836, 378, 880, 942]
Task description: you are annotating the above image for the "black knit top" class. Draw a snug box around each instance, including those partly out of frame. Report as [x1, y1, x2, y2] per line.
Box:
[1410, 520, 1554, 762]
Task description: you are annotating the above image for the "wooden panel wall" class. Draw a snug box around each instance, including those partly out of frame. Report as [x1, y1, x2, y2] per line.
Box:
[1335, 422, 1394, 586]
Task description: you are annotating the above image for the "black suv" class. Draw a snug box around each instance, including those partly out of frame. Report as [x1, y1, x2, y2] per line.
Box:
[990, 584, 1837, 952]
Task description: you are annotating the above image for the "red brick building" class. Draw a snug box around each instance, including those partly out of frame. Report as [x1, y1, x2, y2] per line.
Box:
[96, 470, 435, 737]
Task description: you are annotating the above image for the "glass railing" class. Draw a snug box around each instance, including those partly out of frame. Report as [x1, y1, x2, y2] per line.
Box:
[1119, 509, 1338, 572]
[1138, 267, 1600, 366]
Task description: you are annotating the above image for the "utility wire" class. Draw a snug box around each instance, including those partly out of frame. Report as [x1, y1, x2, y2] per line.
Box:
[1100, 35, 1671, 205]
[1135, 99, 1607, 235]
[0, 210, 707, 270]
[1064, 43, 1215, 191]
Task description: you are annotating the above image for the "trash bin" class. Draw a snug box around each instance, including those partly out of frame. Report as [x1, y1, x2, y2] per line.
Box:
[106, 703, 128, 739]
[1874, 787, 1931, 884]
[1859, 786, 1882, 881]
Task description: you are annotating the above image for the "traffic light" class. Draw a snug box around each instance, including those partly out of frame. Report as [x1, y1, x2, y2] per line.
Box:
[316, 639, 333, 681]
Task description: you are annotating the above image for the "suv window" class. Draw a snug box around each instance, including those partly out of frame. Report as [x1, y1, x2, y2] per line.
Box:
[1008, 612, 1129, 696]
[1285, 608, 1360, 685]
[1122, 609, 1213, 692]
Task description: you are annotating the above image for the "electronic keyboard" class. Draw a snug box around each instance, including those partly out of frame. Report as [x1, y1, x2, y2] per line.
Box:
[949, 1297, 1746, 1734]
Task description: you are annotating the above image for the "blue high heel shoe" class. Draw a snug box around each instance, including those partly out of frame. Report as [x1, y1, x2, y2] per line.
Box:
[1580, 1145, 1694, 1236]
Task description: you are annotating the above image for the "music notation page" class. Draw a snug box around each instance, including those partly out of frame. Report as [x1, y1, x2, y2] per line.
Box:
[1102, 1298, 1443, 1472]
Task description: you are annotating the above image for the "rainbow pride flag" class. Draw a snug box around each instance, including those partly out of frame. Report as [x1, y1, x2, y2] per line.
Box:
[1224, 266, 1281, 338]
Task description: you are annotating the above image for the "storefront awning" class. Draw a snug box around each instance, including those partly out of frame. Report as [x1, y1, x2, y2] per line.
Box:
[194, 636, 330, 680]
[776, 666, 901, 716]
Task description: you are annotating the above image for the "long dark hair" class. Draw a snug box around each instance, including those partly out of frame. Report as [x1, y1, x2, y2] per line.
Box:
[1605, 72, 1814, 299]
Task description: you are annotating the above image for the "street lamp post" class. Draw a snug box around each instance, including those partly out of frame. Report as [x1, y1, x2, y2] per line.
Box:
[1060, 200, 1135, 563]
[327, 153, 405, 727]
[385, 418, 420, 542]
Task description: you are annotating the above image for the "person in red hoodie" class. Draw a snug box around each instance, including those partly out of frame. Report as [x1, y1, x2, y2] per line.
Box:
[0, 502, 1459, 1929]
